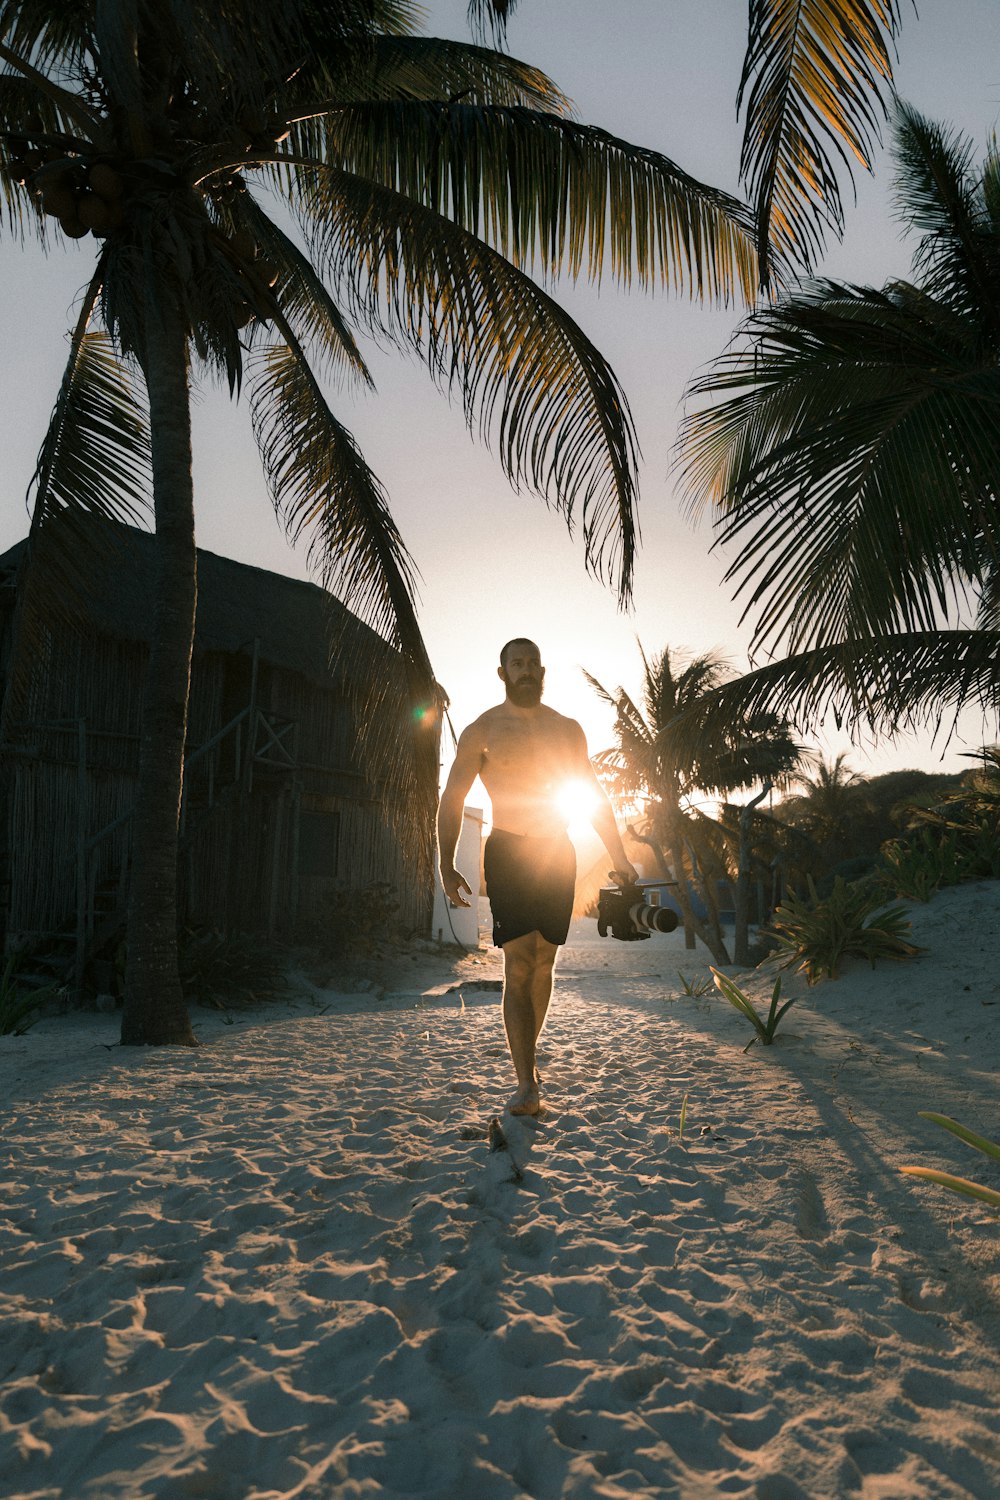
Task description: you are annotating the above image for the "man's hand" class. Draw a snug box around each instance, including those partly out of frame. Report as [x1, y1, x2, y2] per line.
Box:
[610, 863, 640, 886]
[441, 866, 473, 908]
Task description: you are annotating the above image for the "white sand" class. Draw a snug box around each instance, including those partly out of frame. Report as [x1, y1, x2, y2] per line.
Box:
[1, 881, 998, 1500]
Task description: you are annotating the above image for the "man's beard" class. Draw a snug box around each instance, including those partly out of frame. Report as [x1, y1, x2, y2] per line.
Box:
[503, 671, 543, 707]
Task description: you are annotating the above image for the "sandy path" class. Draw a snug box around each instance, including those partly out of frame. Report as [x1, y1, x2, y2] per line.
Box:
[1, 885, 998, 1499]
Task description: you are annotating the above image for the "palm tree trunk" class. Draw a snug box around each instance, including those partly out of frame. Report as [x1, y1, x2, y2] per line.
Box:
[734, 782, 771, 965]
[666, 828, 730, 966]
[120, 306, 197, 1046]
[687, 837, 731, 964]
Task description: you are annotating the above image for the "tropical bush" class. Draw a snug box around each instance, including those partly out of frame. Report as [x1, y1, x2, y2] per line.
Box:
[301, 881, 402, 962]
[878, 827, 974, 902]
[901, 1113, 1000, 1214]
[878, 754, 1000, 898]
[763, 875, 922, 984]
[178, 928, 288, 1009]
[676, 970, 713, 997]
[711, 968, 797, 1050]
[0, 953, 57, 1036]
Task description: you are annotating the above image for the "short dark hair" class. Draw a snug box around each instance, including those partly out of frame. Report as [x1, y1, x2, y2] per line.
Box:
[500, 637, 540, 668]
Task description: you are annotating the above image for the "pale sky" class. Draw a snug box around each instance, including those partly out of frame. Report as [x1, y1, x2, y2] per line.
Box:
[1, 2, 999, 810]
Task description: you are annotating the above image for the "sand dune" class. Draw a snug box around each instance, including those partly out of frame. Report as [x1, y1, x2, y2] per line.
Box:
[1, 881, 998, 1498]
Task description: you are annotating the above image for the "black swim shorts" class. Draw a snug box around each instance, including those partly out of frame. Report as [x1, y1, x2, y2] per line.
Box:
[483, 828, 576, 948]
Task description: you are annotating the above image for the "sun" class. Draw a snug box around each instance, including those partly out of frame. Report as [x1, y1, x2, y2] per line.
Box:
[555, 777, 600, 835]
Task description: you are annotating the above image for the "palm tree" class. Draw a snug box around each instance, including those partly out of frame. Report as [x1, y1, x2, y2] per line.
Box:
[586, 645, 805, 964]
[473, 0, 910, 290]
[778, 754, 874, 868]
[0, 2, 766, 1044]
[676, 102, 1000, 746]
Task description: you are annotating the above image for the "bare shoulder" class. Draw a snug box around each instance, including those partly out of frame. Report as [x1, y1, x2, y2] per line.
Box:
[456, 705, 503, 754]
[542, 706, 587, 742]
[467, 704, 506, 737]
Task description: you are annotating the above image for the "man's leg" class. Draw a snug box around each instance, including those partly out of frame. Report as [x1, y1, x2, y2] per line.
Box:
[501, 930, 558, 1115]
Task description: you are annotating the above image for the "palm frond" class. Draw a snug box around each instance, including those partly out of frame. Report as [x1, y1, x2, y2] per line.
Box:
[892, 102, 1000, 340]
[738, 0, 906, 285]
[0, 69, 86, 232]
[323, 103, 759, 301]
[226, 189, 372, 387]
[466, 0, 519, 48]
[248, 338, 427, 670]
[32, 290, 152, 527]
[0, 5, 91, 73]
[679, 280, 1000, 654]
[300, 34, 568, 112]
[248, 331, 439, 874]
[580, 667, 620, 712]
[667, 631, 1000, 747]
[99, 193, 251, 390]
[296, 163, 641, 605]
[0, 34, 103, 137]
[2, 285, 152, 742]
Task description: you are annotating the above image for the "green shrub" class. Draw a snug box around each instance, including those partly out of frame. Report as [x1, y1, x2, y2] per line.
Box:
[0, 953, 56, 1036]
[302, 880, 401, 960]
[178, 928, 287, 1009]
[764, 875, 922, 985]
[884, 752, 1000, 891]
[676, 969, 712, 997]
[901, 1113, 1000, 1213]
[878, 827, 973, 901]
[711, 968, 797, 1049]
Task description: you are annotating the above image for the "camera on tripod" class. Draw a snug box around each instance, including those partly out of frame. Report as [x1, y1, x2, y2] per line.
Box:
[596, 878, 680, 941]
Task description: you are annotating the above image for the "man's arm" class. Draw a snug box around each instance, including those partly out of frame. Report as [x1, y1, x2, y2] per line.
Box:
[437, 723, 484, 907]
[568, 721, 639, 884]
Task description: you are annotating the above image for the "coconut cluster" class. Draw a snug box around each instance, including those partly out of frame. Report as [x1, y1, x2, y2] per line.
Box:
[4, 137, 128, 239]
[37, 158, 126, 238]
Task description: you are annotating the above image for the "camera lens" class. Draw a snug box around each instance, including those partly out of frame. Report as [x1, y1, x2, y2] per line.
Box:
[630, 902, 678, 934]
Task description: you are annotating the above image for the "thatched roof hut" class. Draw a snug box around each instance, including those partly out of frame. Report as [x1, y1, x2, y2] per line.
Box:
[0, 520, 440, 984]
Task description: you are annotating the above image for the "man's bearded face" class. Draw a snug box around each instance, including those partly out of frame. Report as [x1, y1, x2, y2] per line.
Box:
[501, 659, 544, 707]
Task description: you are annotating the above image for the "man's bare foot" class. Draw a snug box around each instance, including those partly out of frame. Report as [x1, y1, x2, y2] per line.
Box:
[507, 1080, 541, 1116]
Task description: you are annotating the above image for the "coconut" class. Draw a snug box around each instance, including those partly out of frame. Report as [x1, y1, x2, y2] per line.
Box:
[229, 229, 257, 260]
[40, 180, 79, 220]
[88, 162, 124, 200]
[58, 212, 89, 239]
[78, 193, 111, 234]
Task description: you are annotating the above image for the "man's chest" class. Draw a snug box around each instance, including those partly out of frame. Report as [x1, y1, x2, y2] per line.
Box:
[482, 722, 573, 782]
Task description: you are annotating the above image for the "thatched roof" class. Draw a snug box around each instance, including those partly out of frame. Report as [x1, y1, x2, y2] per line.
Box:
[0, 520, 385, 686]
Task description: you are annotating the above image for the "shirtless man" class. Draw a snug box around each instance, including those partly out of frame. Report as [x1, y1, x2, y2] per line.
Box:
[437, 639, 638, 1116]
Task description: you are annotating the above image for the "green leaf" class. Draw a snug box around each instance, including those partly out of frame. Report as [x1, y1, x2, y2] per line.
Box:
[325, 102, 760, 302]
[297, 163, 642, 604]
[900, 1166, 1000, 1211]
[738, 0, 906, 284]
[918, 1113, 1000, 1163]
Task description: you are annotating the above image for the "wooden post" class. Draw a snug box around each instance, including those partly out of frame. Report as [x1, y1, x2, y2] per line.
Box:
[289, 722, 301, 930]
[245, 637, 260, 797]
[268, 787, 285, 935]
[74, 718, 87, 1001]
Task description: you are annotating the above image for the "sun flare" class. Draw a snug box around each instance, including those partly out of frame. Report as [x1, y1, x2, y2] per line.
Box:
[555, 777, 600, 834]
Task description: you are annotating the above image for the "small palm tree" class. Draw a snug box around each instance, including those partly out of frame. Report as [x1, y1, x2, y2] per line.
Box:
[586, 645, 806, 964]
[0, 1, 765, 1045]
[780, 755, 874, 868]
[677, 101, 1000, 747]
